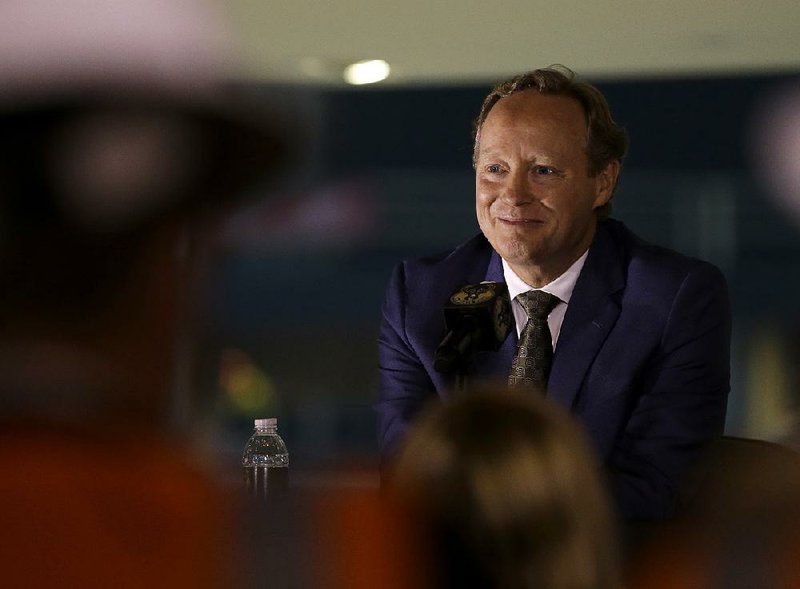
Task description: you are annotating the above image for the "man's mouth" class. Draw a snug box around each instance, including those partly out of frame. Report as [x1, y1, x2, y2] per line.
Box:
[497, 216, 543, 225]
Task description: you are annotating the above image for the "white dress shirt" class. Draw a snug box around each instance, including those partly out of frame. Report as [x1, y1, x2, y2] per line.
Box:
[502, 250, 589, 350]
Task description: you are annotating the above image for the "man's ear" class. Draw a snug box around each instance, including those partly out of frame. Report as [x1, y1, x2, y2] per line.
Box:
[592, 160, 620, 209]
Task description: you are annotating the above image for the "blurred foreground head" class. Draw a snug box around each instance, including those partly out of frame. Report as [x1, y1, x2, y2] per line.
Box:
[387, 386, 620, 589]
[0, 0, 296, 421]
[0, 2, 300, 587]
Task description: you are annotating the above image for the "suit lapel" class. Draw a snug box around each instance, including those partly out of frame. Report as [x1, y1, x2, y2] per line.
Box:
[548, 223, 625, 409]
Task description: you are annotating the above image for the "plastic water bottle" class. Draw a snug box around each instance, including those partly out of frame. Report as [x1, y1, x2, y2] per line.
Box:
[242, 417, 289, 499]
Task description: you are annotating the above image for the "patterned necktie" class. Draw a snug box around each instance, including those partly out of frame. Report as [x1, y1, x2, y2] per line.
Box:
[508, 290, 561, 392]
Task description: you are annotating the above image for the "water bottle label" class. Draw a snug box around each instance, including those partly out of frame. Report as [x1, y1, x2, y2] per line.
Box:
[244, 466, 289, 499]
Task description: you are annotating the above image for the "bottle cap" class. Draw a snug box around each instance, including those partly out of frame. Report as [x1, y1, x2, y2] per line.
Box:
[254, 417, 277, 429]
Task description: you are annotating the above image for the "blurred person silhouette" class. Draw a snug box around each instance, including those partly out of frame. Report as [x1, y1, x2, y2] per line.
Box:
[0, 0, 297, 587]
[749, 83, 800, 456]
[385, 384, 621, 589]
[628, 437, 800, 589]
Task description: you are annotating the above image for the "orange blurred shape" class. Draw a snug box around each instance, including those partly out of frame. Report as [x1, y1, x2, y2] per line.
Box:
[313, 486, 435, 589]
[0, 423, 231, 589]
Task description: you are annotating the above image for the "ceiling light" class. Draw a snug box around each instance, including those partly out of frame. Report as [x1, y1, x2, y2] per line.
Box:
[343, 59, 390, 85]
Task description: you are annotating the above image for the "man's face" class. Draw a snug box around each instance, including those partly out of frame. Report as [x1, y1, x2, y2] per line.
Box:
[475, 90, 617, 286]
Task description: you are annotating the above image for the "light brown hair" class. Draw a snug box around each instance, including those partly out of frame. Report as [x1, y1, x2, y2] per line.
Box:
[387, 385, 620, 589]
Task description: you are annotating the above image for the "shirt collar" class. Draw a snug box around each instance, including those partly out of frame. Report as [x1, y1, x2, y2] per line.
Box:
[502, 249, 589, 304]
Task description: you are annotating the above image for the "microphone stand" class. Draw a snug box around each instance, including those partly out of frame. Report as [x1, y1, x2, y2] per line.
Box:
[453, 370, 467, 392]
[434, 319, 481, 392]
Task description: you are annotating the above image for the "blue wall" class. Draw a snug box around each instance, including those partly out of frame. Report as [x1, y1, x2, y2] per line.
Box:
[203, 72, 800, 476]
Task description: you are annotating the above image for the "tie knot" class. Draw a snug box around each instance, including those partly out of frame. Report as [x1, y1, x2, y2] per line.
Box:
[516, 290, 560, 320]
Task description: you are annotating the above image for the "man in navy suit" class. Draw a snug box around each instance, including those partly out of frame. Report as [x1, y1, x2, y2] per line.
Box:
[377, 66, 731, 521]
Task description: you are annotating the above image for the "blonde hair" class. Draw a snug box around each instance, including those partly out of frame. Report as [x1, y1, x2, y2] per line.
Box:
[387, 385, 620, 589]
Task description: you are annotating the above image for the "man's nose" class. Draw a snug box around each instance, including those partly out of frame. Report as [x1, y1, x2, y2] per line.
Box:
[500, 169, 533, 205]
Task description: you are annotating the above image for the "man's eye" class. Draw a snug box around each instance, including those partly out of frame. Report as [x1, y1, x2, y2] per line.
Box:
[486, 164, 503, 174]
[534, 166, 555, 175]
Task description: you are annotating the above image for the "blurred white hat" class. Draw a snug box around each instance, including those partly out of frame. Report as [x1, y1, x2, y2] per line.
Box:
[0, 0, 297, 233]
[0, 0, 235, 102]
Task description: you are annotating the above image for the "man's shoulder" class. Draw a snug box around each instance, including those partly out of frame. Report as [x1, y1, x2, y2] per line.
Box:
[385, 234, 496, 304]
[400, 233, 494, 278]
[601, 218, 727, 286]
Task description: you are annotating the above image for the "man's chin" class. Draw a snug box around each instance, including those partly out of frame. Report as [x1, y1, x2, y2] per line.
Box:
[492, 239, 539, 267]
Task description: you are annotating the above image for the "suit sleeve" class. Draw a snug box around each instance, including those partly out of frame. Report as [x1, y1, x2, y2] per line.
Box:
[375, 262, 438, 462]
[608, 262, 731, 521]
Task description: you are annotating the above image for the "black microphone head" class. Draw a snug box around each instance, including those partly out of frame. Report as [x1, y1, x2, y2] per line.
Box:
[444, 282, 513, 346]
[435, 282, 512, 374]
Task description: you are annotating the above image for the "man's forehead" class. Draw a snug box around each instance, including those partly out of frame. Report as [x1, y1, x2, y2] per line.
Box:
[488, 91, 585, 126]
[479, 93, 589, 149]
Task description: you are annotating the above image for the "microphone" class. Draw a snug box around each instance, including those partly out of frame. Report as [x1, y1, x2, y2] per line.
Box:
[434, 281, 513, 374]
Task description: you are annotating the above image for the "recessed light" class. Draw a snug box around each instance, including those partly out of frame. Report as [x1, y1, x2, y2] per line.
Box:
[343, 59, 390, 85]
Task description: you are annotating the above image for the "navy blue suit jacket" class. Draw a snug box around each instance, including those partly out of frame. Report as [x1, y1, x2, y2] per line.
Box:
[377, 219, 731, 520]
